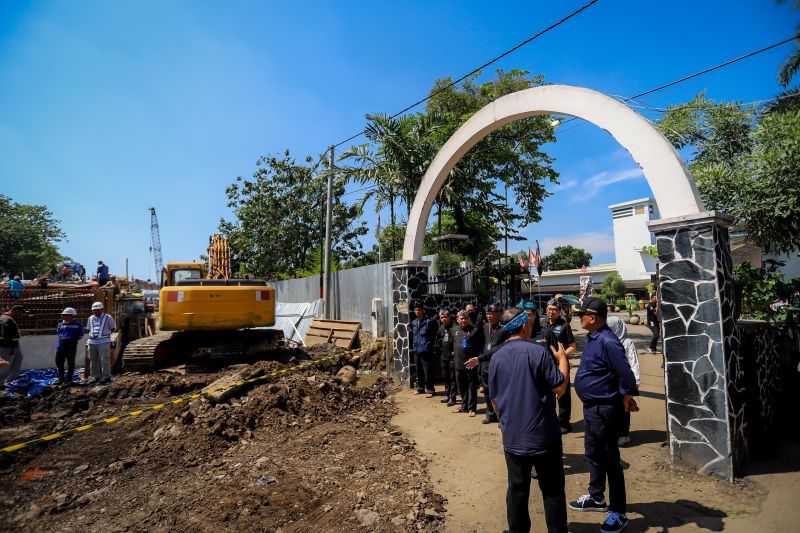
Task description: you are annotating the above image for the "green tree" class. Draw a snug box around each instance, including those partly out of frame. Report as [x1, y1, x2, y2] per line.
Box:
[778, 0, 800, 87]
[543, 245, 592, 271]
[599, 272, 625, 303]
[219, 151, 368, 279]
[342, 69, 558, 261]
[0, 195, 65, 277]
[658, 94, 800, 254]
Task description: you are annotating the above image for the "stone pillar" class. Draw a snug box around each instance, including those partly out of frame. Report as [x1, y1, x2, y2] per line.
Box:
[649, 212, 744, 481]
[390, 261, 431, 386]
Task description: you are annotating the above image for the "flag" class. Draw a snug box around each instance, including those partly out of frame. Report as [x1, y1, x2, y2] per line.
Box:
[529, 241, 543, 275]
[518, 254, 528, 269]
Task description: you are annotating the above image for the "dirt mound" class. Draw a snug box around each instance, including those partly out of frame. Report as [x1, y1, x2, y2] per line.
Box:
[0, 354, 445, 532]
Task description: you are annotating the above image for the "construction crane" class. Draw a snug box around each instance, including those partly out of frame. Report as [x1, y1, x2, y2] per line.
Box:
[149, 207, 164, 282]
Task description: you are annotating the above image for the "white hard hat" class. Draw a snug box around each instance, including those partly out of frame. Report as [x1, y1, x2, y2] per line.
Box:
[61, 307, 77, 316]
[91, 302, 104, 311]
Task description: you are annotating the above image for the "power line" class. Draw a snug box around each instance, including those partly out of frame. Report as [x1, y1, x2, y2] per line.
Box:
[555, 33, 800, 133]
[332, 0, 601, 149]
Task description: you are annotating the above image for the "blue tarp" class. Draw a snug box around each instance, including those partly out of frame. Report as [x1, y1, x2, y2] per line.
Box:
[4, 368, 83, 397]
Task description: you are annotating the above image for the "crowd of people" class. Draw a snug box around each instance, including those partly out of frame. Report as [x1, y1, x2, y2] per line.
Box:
[409, 295, 648, 533]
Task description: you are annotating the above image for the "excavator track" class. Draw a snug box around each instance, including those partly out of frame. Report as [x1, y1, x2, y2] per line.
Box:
[122, 332, 176, 371]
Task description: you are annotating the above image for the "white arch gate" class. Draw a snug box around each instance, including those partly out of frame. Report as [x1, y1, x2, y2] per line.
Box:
[391, 85, 745, 480]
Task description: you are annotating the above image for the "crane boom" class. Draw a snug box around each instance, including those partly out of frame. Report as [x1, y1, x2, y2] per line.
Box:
[149, 207, 164, 281]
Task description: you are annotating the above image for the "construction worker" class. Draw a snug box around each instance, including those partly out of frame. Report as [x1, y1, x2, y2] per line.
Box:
[55, 307, 83, 385]
[96, 261, 110, 286]
[0, 305, 25, 383]
[86, 302, 116, 384]
[8, 275, 23, 299]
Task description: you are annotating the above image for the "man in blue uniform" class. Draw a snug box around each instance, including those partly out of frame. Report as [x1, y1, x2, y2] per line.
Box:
[489, 307, 570, 533]
[410, 301, 438, 396]
[96, 261, 110, 285]
[569, 298, 638, 533]
[55, 307, 83, 385]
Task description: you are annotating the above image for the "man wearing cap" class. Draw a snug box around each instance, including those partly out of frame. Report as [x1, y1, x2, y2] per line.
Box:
[86, 302, 116, 384]
[0, 305, 25, 383]
[96, 261, 110, 286]
[410, 302, 438, 396]
[489, 307, 570, 533]
[465, 303, 507, 424]
[569, 297, 638, 533]
[55, 308, 83, 385]
[542, 299, 578, 434]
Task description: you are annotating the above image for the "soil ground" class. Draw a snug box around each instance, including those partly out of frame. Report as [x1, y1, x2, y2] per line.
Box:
[0, 342, 445, 532]
[393, 319, 800, 533]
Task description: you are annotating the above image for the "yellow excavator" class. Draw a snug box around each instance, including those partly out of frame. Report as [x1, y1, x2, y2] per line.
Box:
[123, 236, 283, 370]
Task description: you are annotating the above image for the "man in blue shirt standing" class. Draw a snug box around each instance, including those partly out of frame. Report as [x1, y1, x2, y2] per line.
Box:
[55, 307, 83, 385]
[409, 301, 438, 396]
[569, 298, 638, 533]
[7, 275, 24, 299]
[489, 307, 570, 533]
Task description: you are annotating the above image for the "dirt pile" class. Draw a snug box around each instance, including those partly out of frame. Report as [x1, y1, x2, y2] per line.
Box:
[0, 351, 446, 532]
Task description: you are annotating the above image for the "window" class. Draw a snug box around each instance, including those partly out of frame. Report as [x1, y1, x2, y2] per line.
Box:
[173, 269, 203, 283]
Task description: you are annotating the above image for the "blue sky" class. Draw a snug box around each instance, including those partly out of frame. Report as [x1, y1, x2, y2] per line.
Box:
[1, 0, 796, 280]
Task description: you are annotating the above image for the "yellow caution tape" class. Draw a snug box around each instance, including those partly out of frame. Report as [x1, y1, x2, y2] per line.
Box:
[0, 354, 340, 455]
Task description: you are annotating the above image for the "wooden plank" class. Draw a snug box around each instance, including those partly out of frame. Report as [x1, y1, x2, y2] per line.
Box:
[310, 319, 361, 332]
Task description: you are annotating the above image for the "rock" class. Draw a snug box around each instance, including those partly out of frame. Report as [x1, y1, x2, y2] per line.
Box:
[73, 464, 89, 475]
[255, 456, 270, 468]
[630, 315, 641, 325]
[424, 507, 439, 520]
[107, 459, 135, 473]
[55, 493, 70, 510]
[354, 508, 380, 528]
[322, 504, 333, 513]
[356, 490, 365, 503]
[390, 454, 404, 462]
[391, 515, 404, 526]
[255, 475, 278, 486]
[335, 366, 357, 385]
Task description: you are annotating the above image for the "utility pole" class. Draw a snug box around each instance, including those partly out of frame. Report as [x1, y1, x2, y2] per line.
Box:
[322, 146, 335, 319]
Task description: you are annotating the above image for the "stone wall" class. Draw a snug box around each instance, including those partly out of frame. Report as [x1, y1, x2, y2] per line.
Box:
[391, 262, 430, 385]
[651, 213, 741, 480]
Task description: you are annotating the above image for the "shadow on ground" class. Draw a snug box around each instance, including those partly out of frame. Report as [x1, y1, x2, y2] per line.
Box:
[568, 499, 727, 532]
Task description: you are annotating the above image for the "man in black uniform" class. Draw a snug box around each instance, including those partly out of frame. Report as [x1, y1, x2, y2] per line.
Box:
[452, 310, 483, 417]
[0, 305, 25, 384]
[410, 302, 438, 396]
[436, 309, 456, 405]
[465, 303, 507, 424]
[541, 298, 578, 433]
[646, 294, 660, 353]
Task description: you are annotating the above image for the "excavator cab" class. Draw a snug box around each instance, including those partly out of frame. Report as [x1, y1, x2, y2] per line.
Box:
[162, 263, 207, 287]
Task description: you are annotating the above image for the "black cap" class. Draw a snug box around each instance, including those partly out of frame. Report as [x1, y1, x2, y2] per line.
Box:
[487, 303, 503, 313]
[413, 301, 425, 310]
[574, 297, 607, 318]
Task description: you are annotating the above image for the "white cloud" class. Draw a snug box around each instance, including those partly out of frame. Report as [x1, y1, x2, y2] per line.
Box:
[570, 167, 645, 202]
[538, 231, 616, 259]
[551, 178, 578, 192]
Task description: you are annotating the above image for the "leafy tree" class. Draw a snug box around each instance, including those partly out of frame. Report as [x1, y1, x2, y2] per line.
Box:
[341, 69, 558, 261]
[777, 0, 800, 87]
[658, 94, 800, 254]
[599, 272, 625, 303]
[0, 195, 65, 277]
[220, 151, 368, 279]
[543, 245, 592, 271]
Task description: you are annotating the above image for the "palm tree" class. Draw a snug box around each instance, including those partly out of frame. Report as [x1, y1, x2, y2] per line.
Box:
[778, 1, 800, 87]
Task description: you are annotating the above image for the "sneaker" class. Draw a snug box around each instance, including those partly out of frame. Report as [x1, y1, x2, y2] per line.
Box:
[446, 400, 456, 407]
[569, 494, 607, 512]
[415, 389, 425, 395]
[468, 411, 477, 417]
[440, 397, 450, 404]
[482, 415, 498, 424]
[600, 511, 629, 533]
[618, 435, 631, 447]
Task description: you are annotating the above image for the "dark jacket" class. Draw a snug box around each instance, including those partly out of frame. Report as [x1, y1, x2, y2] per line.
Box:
[574, 325, 637, 404]
[0, 314, 20, 347]
[646, 302, 659, 327]
[452, 324, 484, 369]
[437, 322, 455, 360]
[410, 316, 437, 354]
[57, 320, 84, 349]
[478, 322, 508, 363]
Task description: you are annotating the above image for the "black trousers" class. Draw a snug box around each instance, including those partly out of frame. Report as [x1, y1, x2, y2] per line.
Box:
[56, 343, 77, 382]
[504, 446, 568, 533]
[583, 402, 627, 513]
[557, 381, 571, 428]
[649, 322, 660, 351]
[480, 361, 495, 417]
[455, 367, 478, 412]
[414, 351, 435, 393]
[441, 357, 454, 400]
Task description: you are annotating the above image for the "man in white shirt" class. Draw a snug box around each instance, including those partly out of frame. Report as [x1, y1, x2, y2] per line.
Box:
[86, 301, 116, 383]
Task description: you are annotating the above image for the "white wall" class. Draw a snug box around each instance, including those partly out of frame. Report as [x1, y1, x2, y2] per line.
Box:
[19, 334, 90, 370]
[612, 201, 658, 281]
